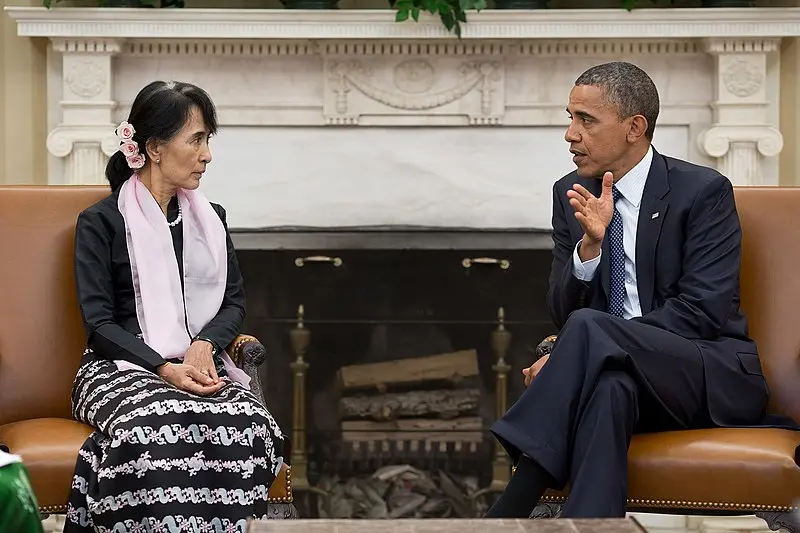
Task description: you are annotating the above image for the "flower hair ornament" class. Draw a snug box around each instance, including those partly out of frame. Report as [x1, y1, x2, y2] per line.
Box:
[115, 121, 146, 169]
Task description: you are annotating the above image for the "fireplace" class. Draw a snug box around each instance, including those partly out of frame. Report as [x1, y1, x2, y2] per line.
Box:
[235, 241, 556, 518]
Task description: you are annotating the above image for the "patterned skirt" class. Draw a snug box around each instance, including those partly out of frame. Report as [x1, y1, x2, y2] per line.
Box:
[64, 357, 285, 533]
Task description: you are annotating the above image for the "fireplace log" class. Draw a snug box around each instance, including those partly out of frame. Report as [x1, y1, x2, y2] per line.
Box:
[336, 350, 479, 393]
[338, 388, 480, 421]
[340, 416, 482, 443]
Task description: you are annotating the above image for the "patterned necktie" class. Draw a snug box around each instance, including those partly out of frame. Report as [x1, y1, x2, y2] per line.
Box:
[607, 185, 627, 318]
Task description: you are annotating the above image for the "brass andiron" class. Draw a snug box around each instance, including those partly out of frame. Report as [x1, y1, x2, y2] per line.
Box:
[289, 304, 310, 491]
[489, 306, 512, 491]
[470, 306, 513, 509]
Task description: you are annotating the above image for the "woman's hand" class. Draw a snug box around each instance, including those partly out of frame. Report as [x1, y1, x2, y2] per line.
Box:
[182, 340, 220, 383]
[157, 363, 224, 396]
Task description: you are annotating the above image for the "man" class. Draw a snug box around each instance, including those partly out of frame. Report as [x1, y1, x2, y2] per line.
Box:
[0, 446, 44, 533]
[486, 61, 770, 519]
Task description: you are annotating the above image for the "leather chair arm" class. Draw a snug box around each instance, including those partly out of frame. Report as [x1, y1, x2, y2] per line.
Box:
[224, 336, 292, 506]
[534, 334, 558, 361]
[226, 334, 266, 368]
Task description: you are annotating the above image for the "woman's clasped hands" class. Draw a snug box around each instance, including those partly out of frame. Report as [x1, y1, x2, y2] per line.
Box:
[156, 340, 224, 396]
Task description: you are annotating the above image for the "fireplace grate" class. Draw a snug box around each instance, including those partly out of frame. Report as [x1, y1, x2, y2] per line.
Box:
[285, 304, 515, 518]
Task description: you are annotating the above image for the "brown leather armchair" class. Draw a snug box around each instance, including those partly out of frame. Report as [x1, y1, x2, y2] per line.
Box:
[0, 186, 295, 519]
[527, 187, 800, 531]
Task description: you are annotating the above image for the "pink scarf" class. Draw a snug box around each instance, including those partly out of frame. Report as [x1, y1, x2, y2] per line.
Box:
[116, 174, 250, 388]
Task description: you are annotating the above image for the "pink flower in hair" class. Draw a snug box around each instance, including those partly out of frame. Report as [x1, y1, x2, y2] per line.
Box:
[115, 121, 135, 141]
[126, 153, 146, 169]
[120, 140, 139, 158]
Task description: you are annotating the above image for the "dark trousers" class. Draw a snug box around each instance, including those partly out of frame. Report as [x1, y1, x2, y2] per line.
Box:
[490, 307, 708, 518]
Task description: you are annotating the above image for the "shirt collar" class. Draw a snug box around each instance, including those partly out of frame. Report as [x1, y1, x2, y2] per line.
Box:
[614, 145, 652, 208]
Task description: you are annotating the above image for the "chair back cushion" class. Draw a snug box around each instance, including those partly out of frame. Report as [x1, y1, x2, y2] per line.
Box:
[0, 186, 109, 426]
[1, 185, 799, 428]
[735, 186, 800, 422]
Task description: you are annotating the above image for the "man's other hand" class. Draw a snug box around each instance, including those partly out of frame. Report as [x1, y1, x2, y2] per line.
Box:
[522, 355, 550, 387]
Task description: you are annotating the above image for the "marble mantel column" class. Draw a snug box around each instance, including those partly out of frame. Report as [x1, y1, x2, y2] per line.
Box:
[699, 38, 784, 186]
[46, 38, 121, 185]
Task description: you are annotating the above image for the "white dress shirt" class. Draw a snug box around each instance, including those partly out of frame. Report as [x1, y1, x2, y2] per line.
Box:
[571, 146, 653, 320]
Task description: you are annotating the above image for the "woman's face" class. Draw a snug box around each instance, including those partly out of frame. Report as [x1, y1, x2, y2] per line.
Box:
[151, 106, 213, 191]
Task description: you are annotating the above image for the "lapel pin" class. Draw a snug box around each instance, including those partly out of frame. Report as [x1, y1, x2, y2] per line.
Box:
[651, 212, 660, 219]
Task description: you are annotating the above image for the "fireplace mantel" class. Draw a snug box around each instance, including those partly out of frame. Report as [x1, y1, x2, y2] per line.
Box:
[5, 6, 799, 240]
[6, 7, 800, 40]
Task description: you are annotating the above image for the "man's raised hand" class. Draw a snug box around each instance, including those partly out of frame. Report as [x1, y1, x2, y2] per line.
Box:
[566, 171, 615, 260]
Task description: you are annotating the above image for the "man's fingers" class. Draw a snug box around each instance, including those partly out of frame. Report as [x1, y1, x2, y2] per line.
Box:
[523, 364, 535, 386]
[566, 189, 586, 202]
[567, 192, 587, 210]
[569, 198, 584, 215]
[571, 183, 594, 201]
[574, 211, 589, 227]
[600, 172, 614, 199]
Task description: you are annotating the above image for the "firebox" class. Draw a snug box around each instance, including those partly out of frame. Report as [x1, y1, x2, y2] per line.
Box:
[235, 234, 555, 518]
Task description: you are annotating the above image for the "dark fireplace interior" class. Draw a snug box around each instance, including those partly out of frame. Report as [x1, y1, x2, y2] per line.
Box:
[236, 246, 555, 518]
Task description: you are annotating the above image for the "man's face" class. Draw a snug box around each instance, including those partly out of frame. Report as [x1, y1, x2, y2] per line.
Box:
[564, 84, 632, 179]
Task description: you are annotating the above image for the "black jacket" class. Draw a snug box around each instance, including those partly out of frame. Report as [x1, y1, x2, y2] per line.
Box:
[73, 187, 245, 373]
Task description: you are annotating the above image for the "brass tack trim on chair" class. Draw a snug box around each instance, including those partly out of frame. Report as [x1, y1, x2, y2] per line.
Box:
[541, 494, 797, 512]
[231, 334, 257, 365]
[234, 335, 256, 353]
[39, 504, 67, 514]
[266, 466, 294, 504]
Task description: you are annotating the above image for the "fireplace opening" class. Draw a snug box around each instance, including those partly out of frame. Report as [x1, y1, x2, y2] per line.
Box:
[237, 247, 555, 518]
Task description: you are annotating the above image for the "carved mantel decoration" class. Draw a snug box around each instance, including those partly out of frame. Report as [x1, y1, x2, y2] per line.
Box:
[5, 7, 800, 232]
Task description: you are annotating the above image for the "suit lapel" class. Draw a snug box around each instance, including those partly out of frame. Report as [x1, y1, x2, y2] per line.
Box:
[635, 150, 670, 315]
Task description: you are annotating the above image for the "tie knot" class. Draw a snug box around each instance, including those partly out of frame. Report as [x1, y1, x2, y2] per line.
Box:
[612, 185, 622, 203]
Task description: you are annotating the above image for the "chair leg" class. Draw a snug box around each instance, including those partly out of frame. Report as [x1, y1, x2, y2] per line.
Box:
[40, 513, 66, 533]
[756, 511, 799, 533]
[531, 501, 563, 518]
[266, 502, 300, 519]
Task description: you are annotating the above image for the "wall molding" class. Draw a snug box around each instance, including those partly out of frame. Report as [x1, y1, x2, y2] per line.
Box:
[5, 7, 800, 41]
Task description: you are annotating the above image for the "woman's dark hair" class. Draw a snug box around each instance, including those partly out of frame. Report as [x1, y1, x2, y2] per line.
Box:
[106, 81, 218, 192]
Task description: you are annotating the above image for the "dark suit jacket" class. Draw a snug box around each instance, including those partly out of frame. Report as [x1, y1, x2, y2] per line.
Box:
[74, 188, 246, 374]
[546, 147, 769, 428]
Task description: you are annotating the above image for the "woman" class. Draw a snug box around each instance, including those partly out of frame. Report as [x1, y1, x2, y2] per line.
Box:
[65, 81, 285, 533]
